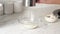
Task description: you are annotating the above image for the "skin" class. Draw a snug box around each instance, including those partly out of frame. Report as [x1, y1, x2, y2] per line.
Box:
[40, 0, 60, 4]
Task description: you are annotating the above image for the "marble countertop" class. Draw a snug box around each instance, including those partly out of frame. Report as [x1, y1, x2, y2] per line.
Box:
[0, 7, 60, 34]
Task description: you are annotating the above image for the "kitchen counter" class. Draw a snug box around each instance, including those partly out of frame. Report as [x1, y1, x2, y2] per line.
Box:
[0, 7, 60, 34]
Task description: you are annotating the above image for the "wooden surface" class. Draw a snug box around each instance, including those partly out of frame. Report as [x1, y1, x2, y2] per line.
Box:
[38, 0, 60, 4]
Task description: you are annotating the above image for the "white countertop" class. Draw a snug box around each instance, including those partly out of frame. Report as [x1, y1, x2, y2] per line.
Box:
[0, 7, 60, 34]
